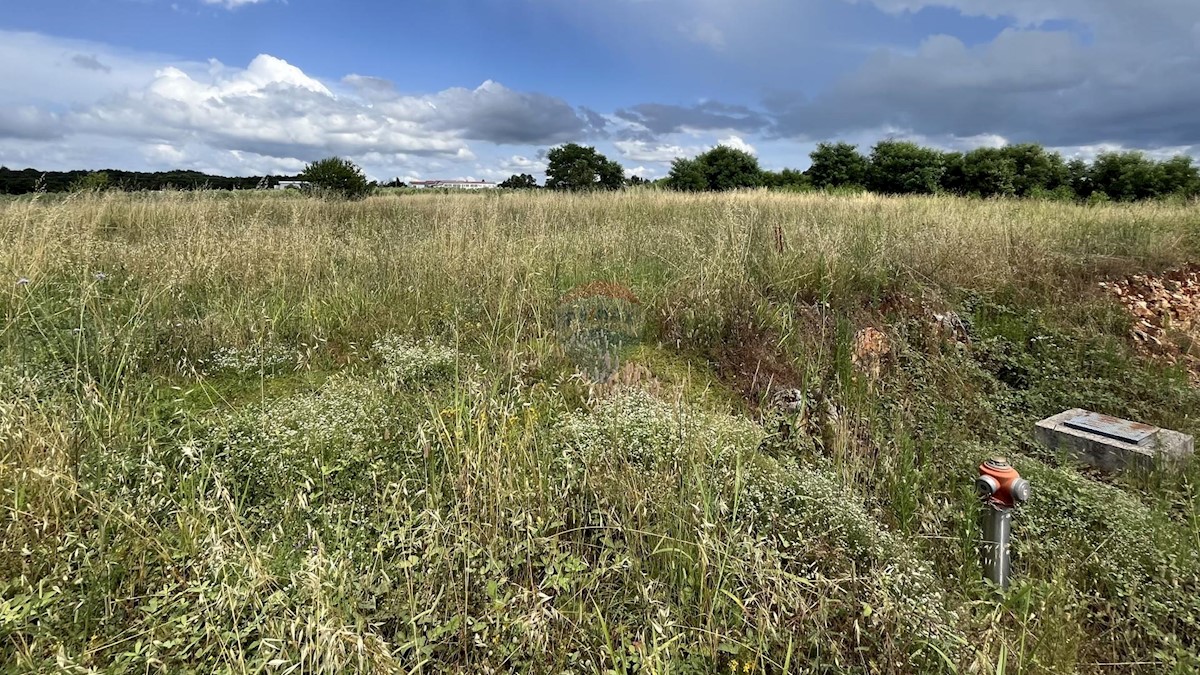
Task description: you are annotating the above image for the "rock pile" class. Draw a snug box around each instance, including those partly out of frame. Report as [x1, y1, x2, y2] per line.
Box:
[1100, 265, 1200, 378]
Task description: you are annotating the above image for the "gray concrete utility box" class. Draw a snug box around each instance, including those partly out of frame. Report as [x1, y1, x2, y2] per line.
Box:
[1034, 409, 1194, 471]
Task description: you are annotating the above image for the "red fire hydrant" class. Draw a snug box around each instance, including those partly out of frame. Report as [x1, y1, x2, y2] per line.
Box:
[975, 458, 1030, 589]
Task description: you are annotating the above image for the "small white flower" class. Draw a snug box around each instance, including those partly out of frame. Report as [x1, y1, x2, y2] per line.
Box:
[94, 272, 108, 282]
[16, 277, 30, 286]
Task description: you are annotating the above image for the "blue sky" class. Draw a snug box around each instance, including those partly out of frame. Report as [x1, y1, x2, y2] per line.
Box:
[2, 0, 1199, 181]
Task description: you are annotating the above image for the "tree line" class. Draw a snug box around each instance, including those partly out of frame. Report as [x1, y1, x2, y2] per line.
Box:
[661, 141, 1200, 201]
[0, 167, 310, 194]
[505, 141, 1200, 202]
[7, 139, 1198, 202]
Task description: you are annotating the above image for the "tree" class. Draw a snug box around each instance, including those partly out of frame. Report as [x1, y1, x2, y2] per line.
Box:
[69, 171, 111, 193]
[867, 141, 946, 194]
[666, 145, 763, 192]
[500, 173, 539, 189]
[1089, 151, 1162, 201]
[956, 148, 1017, 197]
[807, 142, 868, 189]
[299, 157, 371, 199]
[1158, 156, 1200, 197]
[545, 144, 624, 191]
[1067, 158, 1091, 198]
[1002, 144, 1069, 197]
[665, 157, 707, 192]
[695, 145, 763, 191]
[625, 175, 650, 187]
[762, 169, 810, 191]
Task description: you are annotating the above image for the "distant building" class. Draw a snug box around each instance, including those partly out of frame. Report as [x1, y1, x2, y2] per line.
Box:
[410, 180, 497, 190]
[274, 180, 311, 190]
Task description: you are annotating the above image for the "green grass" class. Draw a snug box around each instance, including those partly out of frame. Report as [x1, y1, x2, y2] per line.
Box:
[1, 189, 1199, 673]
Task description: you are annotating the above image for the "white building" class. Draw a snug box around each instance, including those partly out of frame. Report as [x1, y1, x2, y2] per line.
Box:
[410, 179, 497, 190]
[274, 180, 311, 190]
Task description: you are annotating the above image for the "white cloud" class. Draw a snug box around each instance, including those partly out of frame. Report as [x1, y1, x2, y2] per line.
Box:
[498, 155, 548, 173]
[613, 139, 701, 162]
[201, 0, 269, 9]
[0, 31, 588, 179]
[717, 135, 757, 154]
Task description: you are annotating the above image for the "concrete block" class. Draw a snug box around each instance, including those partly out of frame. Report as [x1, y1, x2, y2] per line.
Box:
[1034, 409, 1193, 471]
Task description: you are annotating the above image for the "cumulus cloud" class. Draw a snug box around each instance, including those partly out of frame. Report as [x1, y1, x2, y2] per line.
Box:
[62, 55, 471, 160]
[745, 0, 1200, 148]
[613, 140, 702, 163]
[408, 80, 586, 144]
[6, 0, 1200, 179]
[0, 32, 593, 178]
[0, 107, 65, 141]
[615, 101, 769, 135]
[765, 23, 1200, 148]
[498, 155, 548, 173]
[587, 0, 1200, 154]
[717, 135, 756, 155]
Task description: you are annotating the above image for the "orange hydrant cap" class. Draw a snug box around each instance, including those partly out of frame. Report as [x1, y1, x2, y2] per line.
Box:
[979, 458, 1025, 508]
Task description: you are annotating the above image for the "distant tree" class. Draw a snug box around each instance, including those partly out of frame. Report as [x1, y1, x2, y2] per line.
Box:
[500, 173, 539, 189]
[1157, 155, 1200, 197]
[1089, 151, 1162, 201]
[762, 168, 810, 191]
[956, 148, 1017, 197]
[695, 145, 764, 191]
[69, 171, 111, 193]
[1002, 144, 1069, 196]
[625, 174, 650, 187]
[940, 152, 966, 194]
[1066, 158, 1091, 198]
[545, 143, 624, 191]
[0, 166, 293, 194]
[665, 157, 707, 192]
[868, 141, 946, 194]
[299, 157, 371, 199]
[807, 142, 868, 189]
[382, 177, 408, 188]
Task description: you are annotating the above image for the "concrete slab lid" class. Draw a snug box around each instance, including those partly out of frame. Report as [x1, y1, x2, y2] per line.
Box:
[1062, 411, 1159, 446]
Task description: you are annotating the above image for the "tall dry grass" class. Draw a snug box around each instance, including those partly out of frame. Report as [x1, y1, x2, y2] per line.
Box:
[1, 189, 1199, 673]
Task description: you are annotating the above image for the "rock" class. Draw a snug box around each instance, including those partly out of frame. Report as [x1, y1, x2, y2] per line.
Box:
[852, 327, 890, 379]
[771, 388, 807, 414]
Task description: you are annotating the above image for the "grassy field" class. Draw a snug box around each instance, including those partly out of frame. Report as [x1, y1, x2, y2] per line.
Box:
[2, 189, 1199, 673]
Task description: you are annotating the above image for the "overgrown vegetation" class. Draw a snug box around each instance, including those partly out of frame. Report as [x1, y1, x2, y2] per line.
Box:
[2, 190, 1199, 673]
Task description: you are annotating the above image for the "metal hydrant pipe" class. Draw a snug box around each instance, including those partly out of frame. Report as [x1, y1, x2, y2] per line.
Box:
[975, 458, 1030, 590]
[981, 506, 1013, 589]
